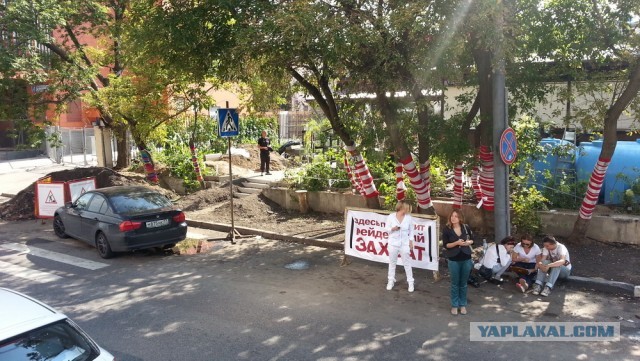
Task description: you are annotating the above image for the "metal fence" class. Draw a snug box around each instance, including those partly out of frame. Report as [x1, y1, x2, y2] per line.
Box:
[278, 111, 313, 142]
[45, 126, 102, 166]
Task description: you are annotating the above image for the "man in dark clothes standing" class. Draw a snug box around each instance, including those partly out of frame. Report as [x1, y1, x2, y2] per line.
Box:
[258, 130, 271, 175]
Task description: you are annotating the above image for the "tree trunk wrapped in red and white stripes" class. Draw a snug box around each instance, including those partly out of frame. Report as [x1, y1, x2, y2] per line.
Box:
[189, 142, 204, 183]
[344, 158, 364, 195]
[399, 155, 432, 209]
[578, 157, 610, 220]
[419, 160, 432, 205]
[453, 163, 464, 209]
[471, 165, 482, 202]
[478, 145, 494, 211]
[345, 145, 378, 198]
[395, 162, 406, 200]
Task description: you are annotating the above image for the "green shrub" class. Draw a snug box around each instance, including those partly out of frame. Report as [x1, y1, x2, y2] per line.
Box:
[512, 186, 548, 235]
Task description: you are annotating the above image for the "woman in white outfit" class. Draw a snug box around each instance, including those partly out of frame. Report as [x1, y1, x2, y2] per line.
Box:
[384, 200, 415, 292]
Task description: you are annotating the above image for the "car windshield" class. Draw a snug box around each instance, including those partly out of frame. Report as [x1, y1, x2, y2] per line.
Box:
[0, 320, 98, 361]
[109, 191, 172, 215]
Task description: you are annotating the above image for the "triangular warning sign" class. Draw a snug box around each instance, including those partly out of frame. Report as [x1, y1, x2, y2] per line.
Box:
[80, 187, 86, 195]
[45, 190, 57, 204]
[221, 111, 238, 132]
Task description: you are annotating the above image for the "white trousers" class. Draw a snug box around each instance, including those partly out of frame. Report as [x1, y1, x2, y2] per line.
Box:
[388, 245, 414, 284]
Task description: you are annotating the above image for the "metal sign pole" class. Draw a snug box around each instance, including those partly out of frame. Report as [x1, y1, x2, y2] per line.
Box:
[228, 136, 236, 244]
[207, 102, 251, 244]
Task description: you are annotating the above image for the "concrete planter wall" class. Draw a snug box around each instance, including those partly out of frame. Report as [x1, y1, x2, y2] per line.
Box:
[262, 187, 639, 245]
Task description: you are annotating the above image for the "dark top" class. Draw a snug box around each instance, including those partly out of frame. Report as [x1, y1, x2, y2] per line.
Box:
[442, 224, 473, 261]
[258, 137, 270, 156]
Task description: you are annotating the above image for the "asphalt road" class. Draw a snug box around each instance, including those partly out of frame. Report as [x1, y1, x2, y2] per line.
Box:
[0, 220, 639, 361]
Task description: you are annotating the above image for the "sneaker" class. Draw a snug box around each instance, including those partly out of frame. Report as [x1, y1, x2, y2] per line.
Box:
[516, 279, 528, 293]
[489, 277, 504, 285]
[540, 286, 552, 297]
[531, 283, 543, 295]
[266, 172, 272, 175]
[408, 283, 414, 293]
[260, 173, 264, 176]
[386, 280, 395, 291]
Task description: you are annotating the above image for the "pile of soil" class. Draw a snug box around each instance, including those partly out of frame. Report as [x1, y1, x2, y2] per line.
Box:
[188, 193, 345, 240]
[175, 185, 233, 212]
[0, 167, 169, 221]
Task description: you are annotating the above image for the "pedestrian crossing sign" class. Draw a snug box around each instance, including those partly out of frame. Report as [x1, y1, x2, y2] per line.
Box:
[218, 108, 239, 137]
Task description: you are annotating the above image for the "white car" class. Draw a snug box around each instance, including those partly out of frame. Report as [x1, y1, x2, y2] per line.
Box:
[0, 288, 114, 361]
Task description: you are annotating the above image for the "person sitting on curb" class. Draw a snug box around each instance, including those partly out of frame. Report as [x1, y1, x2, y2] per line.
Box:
[480, 236, 515, 284]
[531, 235, 571, 297]
[511, 234, 542, 293]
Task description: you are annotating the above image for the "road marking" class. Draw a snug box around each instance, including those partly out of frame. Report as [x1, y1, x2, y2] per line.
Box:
[0, 243, 109, 270]
[0, 260, 62, 283]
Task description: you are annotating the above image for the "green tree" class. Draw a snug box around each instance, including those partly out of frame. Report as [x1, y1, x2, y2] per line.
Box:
[528, 0, 640, 242]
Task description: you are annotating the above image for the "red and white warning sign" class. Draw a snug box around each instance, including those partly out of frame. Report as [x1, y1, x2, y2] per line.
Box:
[67, 178, 97, 202]
[35, 182, 66, 218]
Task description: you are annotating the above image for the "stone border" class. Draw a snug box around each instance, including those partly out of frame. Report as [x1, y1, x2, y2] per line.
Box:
[186, 219, 342, 250]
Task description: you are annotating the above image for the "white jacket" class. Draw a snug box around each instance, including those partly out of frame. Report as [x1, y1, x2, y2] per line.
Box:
[482, 244, 512, 269]
[385, 213, 414, 248]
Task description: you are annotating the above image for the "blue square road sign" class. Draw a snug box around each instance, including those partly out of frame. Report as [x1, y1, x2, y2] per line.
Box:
[218, 108, 239, 137]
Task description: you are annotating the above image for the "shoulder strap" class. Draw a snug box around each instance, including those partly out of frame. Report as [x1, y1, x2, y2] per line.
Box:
[496, 243, 501, 264]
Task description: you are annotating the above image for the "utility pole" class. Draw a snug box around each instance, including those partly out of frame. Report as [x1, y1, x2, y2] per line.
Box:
[492, 2, 510, 241]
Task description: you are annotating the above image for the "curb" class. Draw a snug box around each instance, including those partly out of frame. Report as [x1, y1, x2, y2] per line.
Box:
[565, 276, 637, 297]
[187, 218, 638, 298]
[186, 219, 343, 250]
[0, 193, 15, 198]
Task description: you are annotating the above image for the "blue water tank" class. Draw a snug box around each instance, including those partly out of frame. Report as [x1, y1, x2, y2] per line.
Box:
[529, 138, 575, 188]
[576, 139, 640, 204]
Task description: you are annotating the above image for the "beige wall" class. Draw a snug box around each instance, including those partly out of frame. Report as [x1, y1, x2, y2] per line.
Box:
[262, 188, 639, 245]
[443, 84, 637, 131]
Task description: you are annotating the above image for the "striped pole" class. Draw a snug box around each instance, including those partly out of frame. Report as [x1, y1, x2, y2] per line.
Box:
[344, 158, 364, 195]
[345, 145, 379, 198]
[479, 145, 495, 211]
[453, 163, 464, 209]
[471, 165, 482, 202]
[189, 142, 204, 183]
[419, 160, 433, 207]
[399, 155, 432, 209]
[395, 162, 406, 200]
[578, 157, 610, 220]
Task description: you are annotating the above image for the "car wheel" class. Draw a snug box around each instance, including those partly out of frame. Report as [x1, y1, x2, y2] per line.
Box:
[53, 215, 69, 239]
[95, 232, 114, 259]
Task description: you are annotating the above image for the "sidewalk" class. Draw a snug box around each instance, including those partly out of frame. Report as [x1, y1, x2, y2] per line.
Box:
[0, 155, 97, 197]
[188, 218, 640, 298]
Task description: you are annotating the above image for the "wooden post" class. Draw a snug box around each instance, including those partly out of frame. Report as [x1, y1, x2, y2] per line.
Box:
[296, 190, 309, 213]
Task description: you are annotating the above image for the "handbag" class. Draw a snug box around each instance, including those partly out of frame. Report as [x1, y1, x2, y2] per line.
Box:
[476, 243, 500, 280]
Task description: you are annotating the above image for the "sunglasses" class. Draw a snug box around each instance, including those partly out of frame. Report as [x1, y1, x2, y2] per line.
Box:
[522, 242, 532, 247]
[506, 242, 516, 246]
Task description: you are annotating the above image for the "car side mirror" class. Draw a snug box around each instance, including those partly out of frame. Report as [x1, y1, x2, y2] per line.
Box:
[65, 201, 74, 208]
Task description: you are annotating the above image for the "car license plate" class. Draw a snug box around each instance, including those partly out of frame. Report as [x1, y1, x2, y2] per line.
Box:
[146, 219, 169, 228]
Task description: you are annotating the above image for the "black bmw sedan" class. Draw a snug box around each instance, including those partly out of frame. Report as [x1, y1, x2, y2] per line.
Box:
[53, 186, 187, 259]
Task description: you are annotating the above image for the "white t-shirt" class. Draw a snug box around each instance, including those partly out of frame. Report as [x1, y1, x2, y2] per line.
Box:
[385, 213, 414, 247]
[513, 243, 542, 263]
[542, 242, 571, 270]
[482, 244, 511, 268]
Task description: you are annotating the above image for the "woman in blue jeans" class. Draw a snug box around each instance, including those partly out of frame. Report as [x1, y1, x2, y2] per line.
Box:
[442, 209, 474, 315]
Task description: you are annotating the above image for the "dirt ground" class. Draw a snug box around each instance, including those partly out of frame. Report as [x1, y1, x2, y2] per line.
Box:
[1, 164, 639, 286]
[179, 187, 640, 286]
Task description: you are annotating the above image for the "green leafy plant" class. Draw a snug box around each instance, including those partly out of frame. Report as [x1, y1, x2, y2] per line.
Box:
[512, 186, 548, 235]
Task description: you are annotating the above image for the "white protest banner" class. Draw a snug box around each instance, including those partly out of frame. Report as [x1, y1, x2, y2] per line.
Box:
[344, 208, 439, 271]
[67, 178, 96, 202]
[35, 182, 66, 218]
